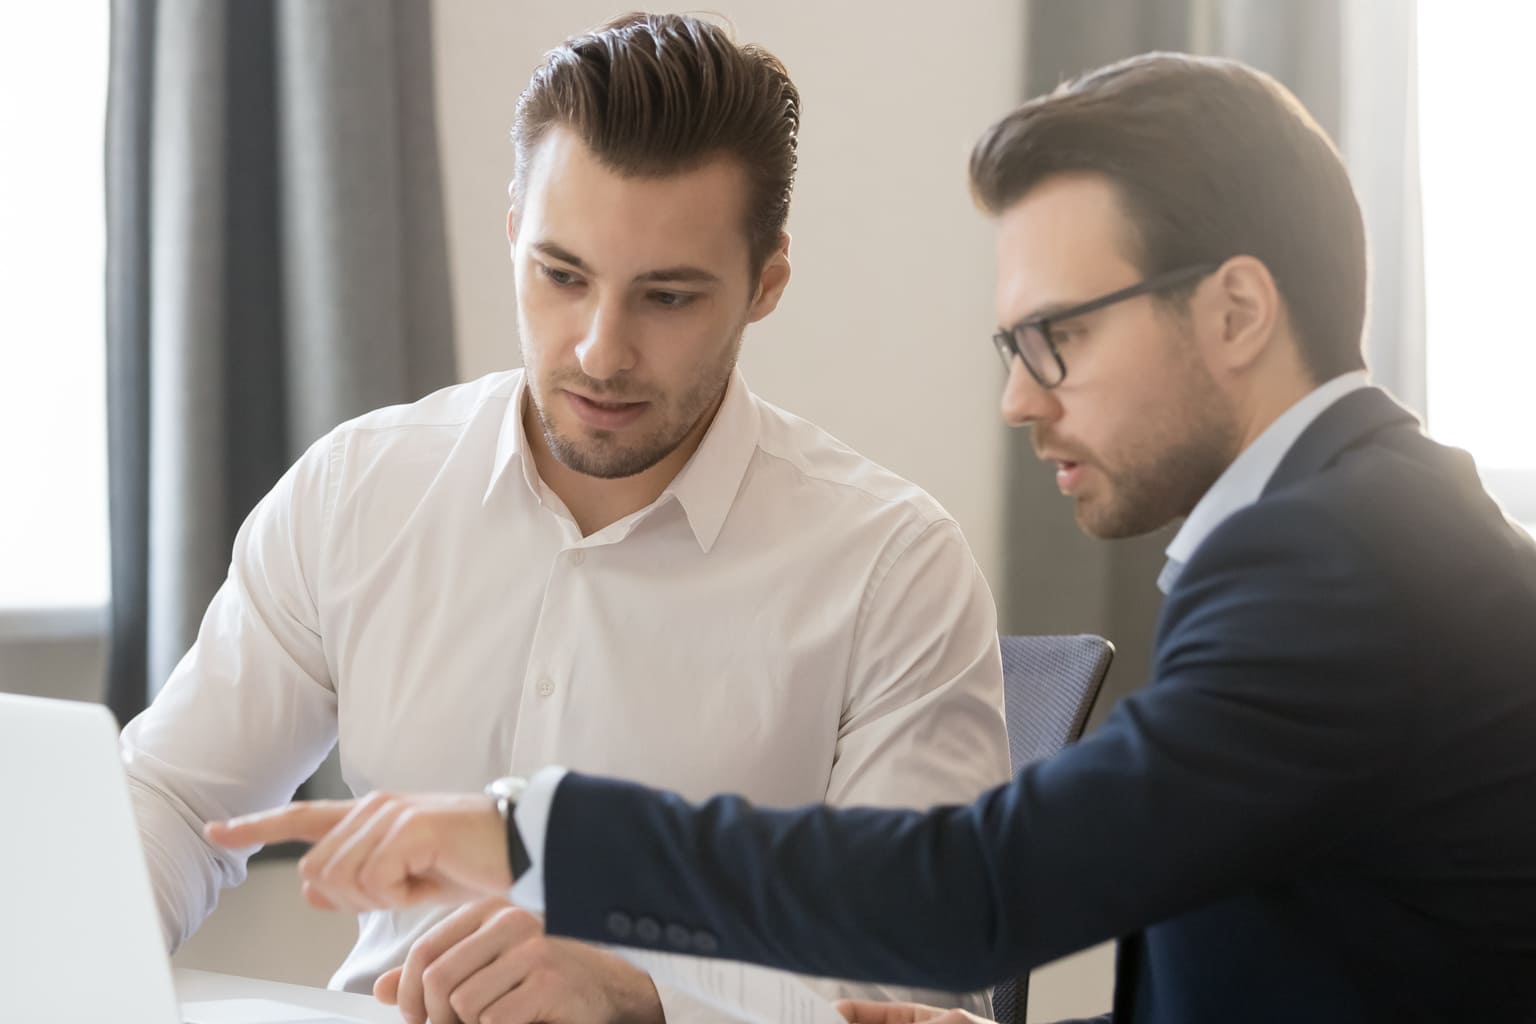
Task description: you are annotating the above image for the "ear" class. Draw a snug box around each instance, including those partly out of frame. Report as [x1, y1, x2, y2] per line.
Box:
[746, 232, 792, 324]
[506, 205, 519, 245]
[1199, 254, 1282, 375]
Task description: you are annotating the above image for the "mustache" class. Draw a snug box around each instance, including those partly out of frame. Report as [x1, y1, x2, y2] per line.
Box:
[549, 369, 654, 402]
[1031, 428, 1088, 464]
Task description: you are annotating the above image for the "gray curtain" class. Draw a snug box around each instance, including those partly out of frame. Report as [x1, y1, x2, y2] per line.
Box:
[105, 0, 457, 726]
[1004, 0, 1424, 723]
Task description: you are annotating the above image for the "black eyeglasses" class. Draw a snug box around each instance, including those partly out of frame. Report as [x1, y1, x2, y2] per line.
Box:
[992, 263, 1217, 388]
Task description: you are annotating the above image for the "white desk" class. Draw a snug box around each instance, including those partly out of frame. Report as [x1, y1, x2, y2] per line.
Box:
[174, 968, 401, 1022]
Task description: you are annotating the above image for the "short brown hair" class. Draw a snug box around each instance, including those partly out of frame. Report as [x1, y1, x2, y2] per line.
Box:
[970, 52, 1367, 382]
[512, 12, 800, 274]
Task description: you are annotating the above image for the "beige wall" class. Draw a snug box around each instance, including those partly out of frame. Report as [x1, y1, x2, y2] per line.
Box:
[433, 0, 1017, 590]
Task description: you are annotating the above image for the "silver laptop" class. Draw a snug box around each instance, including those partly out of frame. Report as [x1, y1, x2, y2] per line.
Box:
[0, 692, 361, 1024]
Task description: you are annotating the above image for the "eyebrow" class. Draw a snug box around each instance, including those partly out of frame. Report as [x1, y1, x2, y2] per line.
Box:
[532, 241, 721, 287]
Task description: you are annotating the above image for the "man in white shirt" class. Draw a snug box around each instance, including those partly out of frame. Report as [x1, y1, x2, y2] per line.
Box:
[123, 12, 1009, 1024]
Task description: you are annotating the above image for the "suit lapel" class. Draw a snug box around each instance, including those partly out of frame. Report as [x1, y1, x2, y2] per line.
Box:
[1264, 386, 1418, 497]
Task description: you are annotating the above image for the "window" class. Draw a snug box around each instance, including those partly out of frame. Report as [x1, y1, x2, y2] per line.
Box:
[0, 6, 110, 614]
[1418, 1, 1536, 530]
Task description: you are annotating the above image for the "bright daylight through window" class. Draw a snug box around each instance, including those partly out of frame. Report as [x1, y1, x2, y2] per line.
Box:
[0, 7, 110, 613]
[1418, 1, 1536, 530]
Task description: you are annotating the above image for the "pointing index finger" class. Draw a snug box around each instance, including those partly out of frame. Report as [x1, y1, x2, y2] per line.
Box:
[205, 800, 352, 847]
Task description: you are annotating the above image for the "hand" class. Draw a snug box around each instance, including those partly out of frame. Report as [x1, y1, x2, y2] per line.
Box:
[205, 792, 512, 911]
[834, 1000, 996, 1024]
[374, 898, 664, 1024]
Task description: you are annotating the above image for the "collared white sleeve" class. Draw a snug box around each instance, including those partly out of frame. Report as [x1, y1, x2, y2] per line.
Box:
[512, 518, 1011, 1020]
[121, 434, 342, 951]
[507, 765, 568, 912]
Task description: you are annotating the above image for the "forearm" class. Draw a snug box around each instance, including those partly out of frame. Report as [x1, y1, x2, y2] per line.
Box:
[544, 776, 1013, 993]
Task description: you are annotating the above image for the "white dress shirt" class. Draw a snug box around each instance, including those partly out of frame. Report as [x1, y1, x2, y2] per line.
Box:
[1157, 371, 1370, 593]
[121, 368, 1010, 1019]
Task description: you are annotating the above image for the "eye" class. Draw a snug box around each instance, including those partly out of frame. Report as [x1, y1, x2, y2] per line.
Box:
[539, 264, 582, 287]
[648, 290, 697, 309]
[1047, 323, 1084, 347]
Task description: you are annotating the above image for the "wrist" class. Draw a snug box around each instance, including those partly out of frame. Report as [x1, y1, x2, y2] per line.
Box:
[615, 968, 666, 1024]
[484, 776, 532, 881]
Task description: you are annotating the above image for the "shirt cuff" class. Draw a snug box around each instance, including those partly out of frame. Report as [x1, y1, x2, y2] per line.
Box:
[508, 765, 568, 914]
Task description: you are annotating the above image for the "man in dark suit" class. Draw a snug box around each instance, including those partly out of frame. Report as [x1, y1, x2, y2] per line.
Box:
[216, 52, 1536, 1022]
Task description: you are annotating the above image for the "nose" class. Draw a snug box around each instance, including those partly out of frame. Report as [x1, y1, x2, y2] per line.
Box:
[1000, 358, 1060, 428]
[574, 302, 638, 381]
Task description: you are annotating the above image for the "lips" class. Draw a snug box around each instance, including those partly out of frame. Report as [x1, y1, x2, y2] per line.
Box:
[1036, 448, 1088, 495]
[564, 390, 650, 431]
[1054, 460, 1086, 494]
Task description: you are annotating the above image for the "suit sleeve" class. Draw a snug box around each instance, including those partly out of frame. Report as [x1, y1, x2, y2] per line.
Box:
[538, 496, 1414, 992]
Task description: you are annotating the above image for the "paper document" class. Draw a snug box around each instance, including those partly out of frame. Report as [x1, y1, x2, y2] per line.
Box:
[616, 949, 847, 1024]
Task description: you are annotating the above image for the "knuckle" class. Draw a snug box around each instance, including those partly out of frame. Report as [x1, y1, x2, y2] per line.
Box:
[402, 945, 429, 978]
[420, 963, 449, 999]
[474, 895, 510, 914]
[444, 901, 484, 929]
[521, 935, 550, 966]
[487, 906, 522, 929]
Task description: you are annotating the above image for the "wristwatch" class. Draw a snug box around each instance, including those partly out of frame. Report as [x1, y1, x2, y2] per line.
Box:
[484, 776, 533, 882]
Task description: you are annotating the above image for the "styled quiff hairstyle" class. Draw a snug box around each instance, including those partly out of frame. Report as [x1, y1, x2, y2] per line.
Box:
[512, 12, 800, 274]
[970, 52, 1368, 382]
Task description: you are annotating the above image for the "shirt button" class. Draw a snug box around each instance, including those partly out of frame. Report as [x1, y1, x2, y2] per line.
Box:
[635, 916, 662, 945]
[569, 549, 585, 566]
[692, 930, 719, 955]
[606, 911, 633, 939]
[536, 677, 555, 697]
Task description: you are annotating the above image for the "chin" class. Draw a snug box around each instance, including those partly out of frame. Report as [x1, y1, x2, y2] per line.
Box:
[1075, 499, 1149, 540]
[1080, 507, 1178, 540]
[550, 433, 676, 480]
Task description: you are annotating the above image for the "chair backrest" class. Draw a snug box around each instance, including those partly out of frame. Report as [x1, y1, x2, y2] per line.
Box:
[998, 633, 1115, 770]
[990, 633, 1115, 1024]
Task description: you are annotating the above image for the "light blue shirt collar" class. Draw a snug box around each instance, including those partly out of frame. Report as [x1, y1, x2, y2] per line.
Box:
[1157, 371, 1370, 593]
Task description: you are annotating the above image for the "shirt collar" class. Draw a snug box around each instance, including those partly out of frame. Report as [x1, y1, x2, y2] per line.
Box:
[482, 368, 760, 554]
[1158, 371, 1369, 593]
[659, 368, 759, 553]
[483, 369, 542, 506]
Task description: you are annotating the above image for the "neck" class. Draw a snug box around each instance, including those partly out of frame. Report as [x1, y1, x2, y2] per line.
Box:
[1228, 340, 1325, 456]
[523, 389, 723, 536]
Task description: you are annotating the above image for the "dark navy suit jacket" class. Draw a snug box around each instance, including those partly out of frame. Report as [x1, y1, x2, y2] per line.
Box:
[538, 388, 1536, 1022]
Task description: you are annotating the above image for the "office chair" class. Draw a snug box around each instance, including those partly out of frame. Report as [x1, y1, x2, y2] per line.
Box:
[990, 634, 1115, 1024]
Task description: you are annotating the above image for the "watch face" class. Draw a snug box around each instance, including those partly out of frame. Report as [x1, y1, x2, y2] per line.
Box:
[487, 775, 529, 802]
